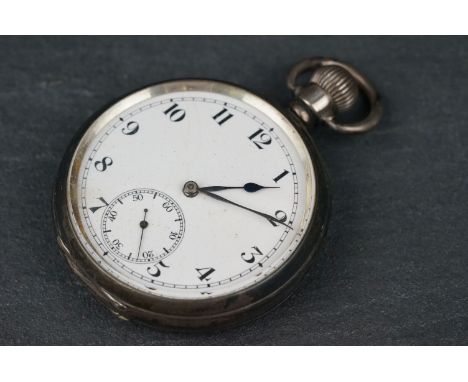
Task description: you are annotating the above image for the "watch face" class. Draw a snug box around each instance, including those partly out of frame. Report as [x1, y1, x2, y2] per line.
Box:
[65, 80, 316, 301]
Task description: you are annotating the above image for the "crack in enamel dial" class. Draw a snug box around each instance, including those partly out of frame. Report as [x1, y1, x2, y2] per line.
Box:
[67, 83, 316, 301]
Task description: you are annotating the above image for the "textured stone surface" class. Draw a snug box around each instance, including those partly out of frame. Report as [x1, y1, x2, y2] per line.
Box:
[1, 36, 467, 345]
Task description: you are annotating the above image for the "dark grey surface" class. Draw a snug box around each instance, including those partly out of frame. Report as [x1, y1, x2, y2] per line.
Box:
[1, 36, 467, 345]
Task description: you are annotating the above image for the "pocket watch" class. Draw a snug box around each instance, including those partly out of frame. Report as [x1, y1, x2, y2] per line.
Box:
[53, 58, 382, 328]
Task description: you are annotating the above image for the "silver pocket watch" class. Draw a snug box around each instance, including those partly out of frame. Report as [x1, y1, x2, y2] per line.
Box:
[53, 58, 382, 328]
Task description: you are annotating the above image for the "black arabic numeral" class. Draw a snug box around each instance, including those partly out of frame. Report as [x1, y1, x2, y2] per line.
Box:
[163, 103, 186, 122]
[162, 201, 173, 212]
[196, 267, 215, 281]
[269, 210, 288, 227]
[273, 169, 289, 183]
[212, 107, 233, 126]
[169, 231, 178, 240]
[89, 197, 109, 213]
[94, 156, 113, 172]
[108, 210, 117, 222]
[111, 238, 123, 250]
[241, 246, 264, 264]
[142, 250, 154, 259]
[132, 193, 143, 201]
[147, 260, 169, 278]
[248, 128, 272, 149]
[122, 120, 139, 135]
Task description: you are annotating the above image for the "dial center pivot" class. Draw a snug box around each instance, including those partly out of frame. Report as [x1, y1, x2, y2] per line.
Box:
[183, 181, 199, 198]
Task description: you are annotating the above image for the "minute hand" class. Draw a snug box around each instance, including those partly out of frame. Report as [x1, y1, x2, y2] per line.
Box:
[198, 189, 292, 229]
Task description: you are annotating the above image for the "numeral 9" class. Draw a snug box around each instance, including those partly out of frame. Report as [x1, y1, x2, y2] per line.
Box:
[121, 121, 139, 135]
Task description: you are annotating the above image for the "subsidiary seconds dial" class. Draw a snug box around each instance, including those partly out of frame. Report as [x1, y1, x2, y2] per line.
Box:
[101, 189, 185, 263]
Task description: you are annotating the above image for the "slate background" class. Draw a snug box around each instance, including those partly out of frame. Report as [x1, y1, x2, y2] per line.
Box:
[1, 36, 467, 345]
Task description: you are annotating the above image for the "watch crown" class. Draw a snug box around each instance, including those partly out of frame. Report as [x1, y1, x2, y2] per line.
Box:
[310, 65, 358, 113]
[287, 58, 381, 133]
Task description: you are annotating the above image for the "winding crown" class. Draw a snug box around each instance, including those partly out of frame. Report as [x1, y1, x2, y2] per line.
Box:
[310, 65, 359, 113]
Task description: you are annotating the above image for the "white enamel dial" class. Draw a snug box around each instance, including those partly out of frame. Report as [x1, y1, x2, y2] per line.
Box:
[67, 83, 316, 300]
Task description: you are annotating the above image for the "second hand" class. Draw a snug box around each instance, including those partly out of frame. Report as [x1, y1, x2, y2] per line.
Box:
[136, 208, 149, 260]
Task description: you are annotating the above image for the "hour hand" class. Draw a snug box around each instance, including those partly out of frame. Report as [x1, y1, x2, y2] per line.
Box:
[199, 182, 279, 193]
